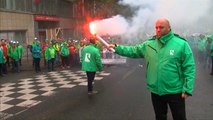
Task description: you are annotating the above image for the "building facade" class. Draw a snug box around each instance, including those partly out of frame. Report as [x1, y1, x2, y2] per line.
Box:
[0, 0, 85, 45]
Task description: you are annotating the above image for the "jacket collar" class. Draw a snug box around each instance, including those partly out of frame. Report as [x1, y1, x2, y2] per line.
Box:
[158, 31, 174, 44]
[89, 44, 96, 47]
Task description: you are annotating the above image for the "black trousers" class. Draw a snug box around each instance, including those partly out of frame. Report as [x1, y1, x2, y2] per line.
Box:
[0, 63, 3, 75]
[211, 56, 213, 73]
[151, 93, 186, 120]
[61, 56, 69, 67]
[34, 58, 41, 72]
[47, 58, 55, 71]
[2, 63, 7, 74]
[86, 72, 96, 92]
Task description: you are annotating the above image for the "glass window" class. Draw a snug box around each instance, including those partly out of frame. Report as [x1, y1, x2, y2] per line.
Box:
[0, 0, 6, 8]
[25, 0, 33, 12]
[6, 0, 16, 10]
[0, 31, 26, 43]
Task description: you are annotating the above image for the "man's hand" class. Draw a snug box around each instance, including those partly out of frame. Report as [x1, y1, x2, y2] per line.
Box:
[108, 44, 116, 49]
[181, 93, 189, 99]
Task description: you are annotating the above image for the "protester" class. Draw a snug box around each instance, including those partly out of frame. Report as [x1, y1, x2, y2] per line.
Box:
[68, 40, 77, 66]
[9, 41, 20, 73]
[81, 38, 103, 95]
[42, 39, 48, 66]
[1, 39, 8, 74]
[52, 40, 60, 66]
[209, 37, 213, 75]
[197, 34, 207, 65]
[0, 40, 5, 77]
[109, 18, 196, 120]
[78, 40, 85, 63]
[205, 36, 212, 69]
[32, 41, 42, 73]
[17, 41, 24, 66]
[60, 41, 70, 69]
[45, 42, 56, 72]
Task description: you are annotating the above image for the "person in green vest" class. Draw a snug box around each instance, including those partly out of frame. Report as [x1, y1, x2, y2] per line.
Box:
[16, 41, 24, 66]
[208, 36, 213, 75]
[52, 40, 60, 66]
[9, 41, 20, 73]
[60, 41, 70, 69]
[109, 18, 195, 120]
[6, 40, 12, 67]
[32, 40, 42, 73]
[81, 37, 103, 95]
[197, 34, 207, 64]
[30, 40, 37, 66]
[0, 40, 6, 77]
[45, 42, 56, 72]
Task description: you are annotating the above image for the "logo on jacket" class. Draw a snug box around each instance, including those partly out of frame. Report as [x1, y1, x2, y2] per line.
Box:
[170, 50, 174, 55]
[85, 53, 91, 62]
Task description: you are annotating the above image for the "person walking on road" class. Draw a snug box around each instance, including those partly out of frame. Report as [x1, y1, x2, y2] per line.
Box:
[109, 18, 196, 120]
[81, 38, 103, 95]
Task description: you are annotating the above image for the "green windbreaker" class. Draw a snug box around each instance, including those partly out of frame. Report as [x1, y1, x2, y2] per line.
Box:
[17, 45, 24, 59]
[81, 44, 103, 72]
[9, 46, 20, 61]
[210, 41, 213, 56]
[115, 31, 196, 96]
[45, 46, 56, 61]
[0, 48, 4, 64]
[60, 46, 70, 57]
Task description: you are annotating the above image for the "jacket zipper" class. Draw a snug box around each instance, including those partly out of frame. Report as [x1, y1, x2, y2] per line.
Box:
[148, 45, 157, 53]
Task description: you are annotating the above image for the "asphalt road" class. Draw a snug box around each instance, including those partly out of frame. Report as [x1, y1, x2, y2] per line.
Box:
[1, 59, 213, 120]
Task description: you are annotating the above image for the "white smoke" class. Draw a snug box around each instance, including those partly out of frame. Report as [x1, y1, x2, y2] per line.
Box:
[93, 0, 213, 41]
[91, 15, 128, 36]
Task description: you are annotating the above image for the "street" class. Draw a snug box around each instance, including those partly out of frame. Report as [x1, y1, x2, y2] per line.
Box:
[1, 59, 213, 120]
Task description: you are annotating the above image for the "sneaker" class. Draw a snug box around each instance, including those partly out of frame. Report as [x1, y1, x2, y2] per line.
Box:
[88, 90, 98, 95]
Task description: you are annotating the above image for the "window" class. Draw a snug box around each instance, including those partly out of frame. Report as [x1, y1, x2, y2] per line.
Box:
[0, 31, 26, 44]
[0, 0, 6, 8]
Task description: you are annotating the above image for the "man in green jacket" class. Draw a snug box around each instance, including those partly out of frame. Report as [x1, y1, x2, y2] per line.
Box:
[109, 18, 195, 120]
[45, 42, 56, 72]
[209, 37, 213, 75]
[81, 38, 103, 95]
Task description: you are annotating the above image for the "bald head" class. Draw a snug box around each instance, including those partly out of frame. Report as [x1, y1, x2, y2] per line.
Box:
[155, 18, 171, 38]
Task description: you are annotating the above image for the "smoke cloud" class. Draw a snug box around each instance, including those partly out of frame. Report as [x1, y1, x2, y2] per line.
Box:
[93, 0, 213, 41]
[91, 15, 128, 36]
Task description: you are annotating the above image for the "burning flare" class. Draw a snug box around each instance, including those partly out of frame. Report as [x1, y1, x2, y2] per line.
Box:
[89, 22, 97, 35]
[89, 21, 115, 52]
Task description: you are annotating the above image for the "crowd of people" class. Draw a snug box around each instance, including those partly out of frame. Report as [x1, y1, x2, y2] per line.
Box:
[0, 38, 87, 77]
[0, 39, 24, 76]
[29, 38, 85, 73]
[0, 32, 213, 78]
[186, 34, 213, 75]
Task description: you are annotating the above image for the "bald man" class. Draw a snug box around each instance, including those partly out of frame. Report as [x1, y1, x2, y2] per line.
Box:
[109, 18, 195, 120]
